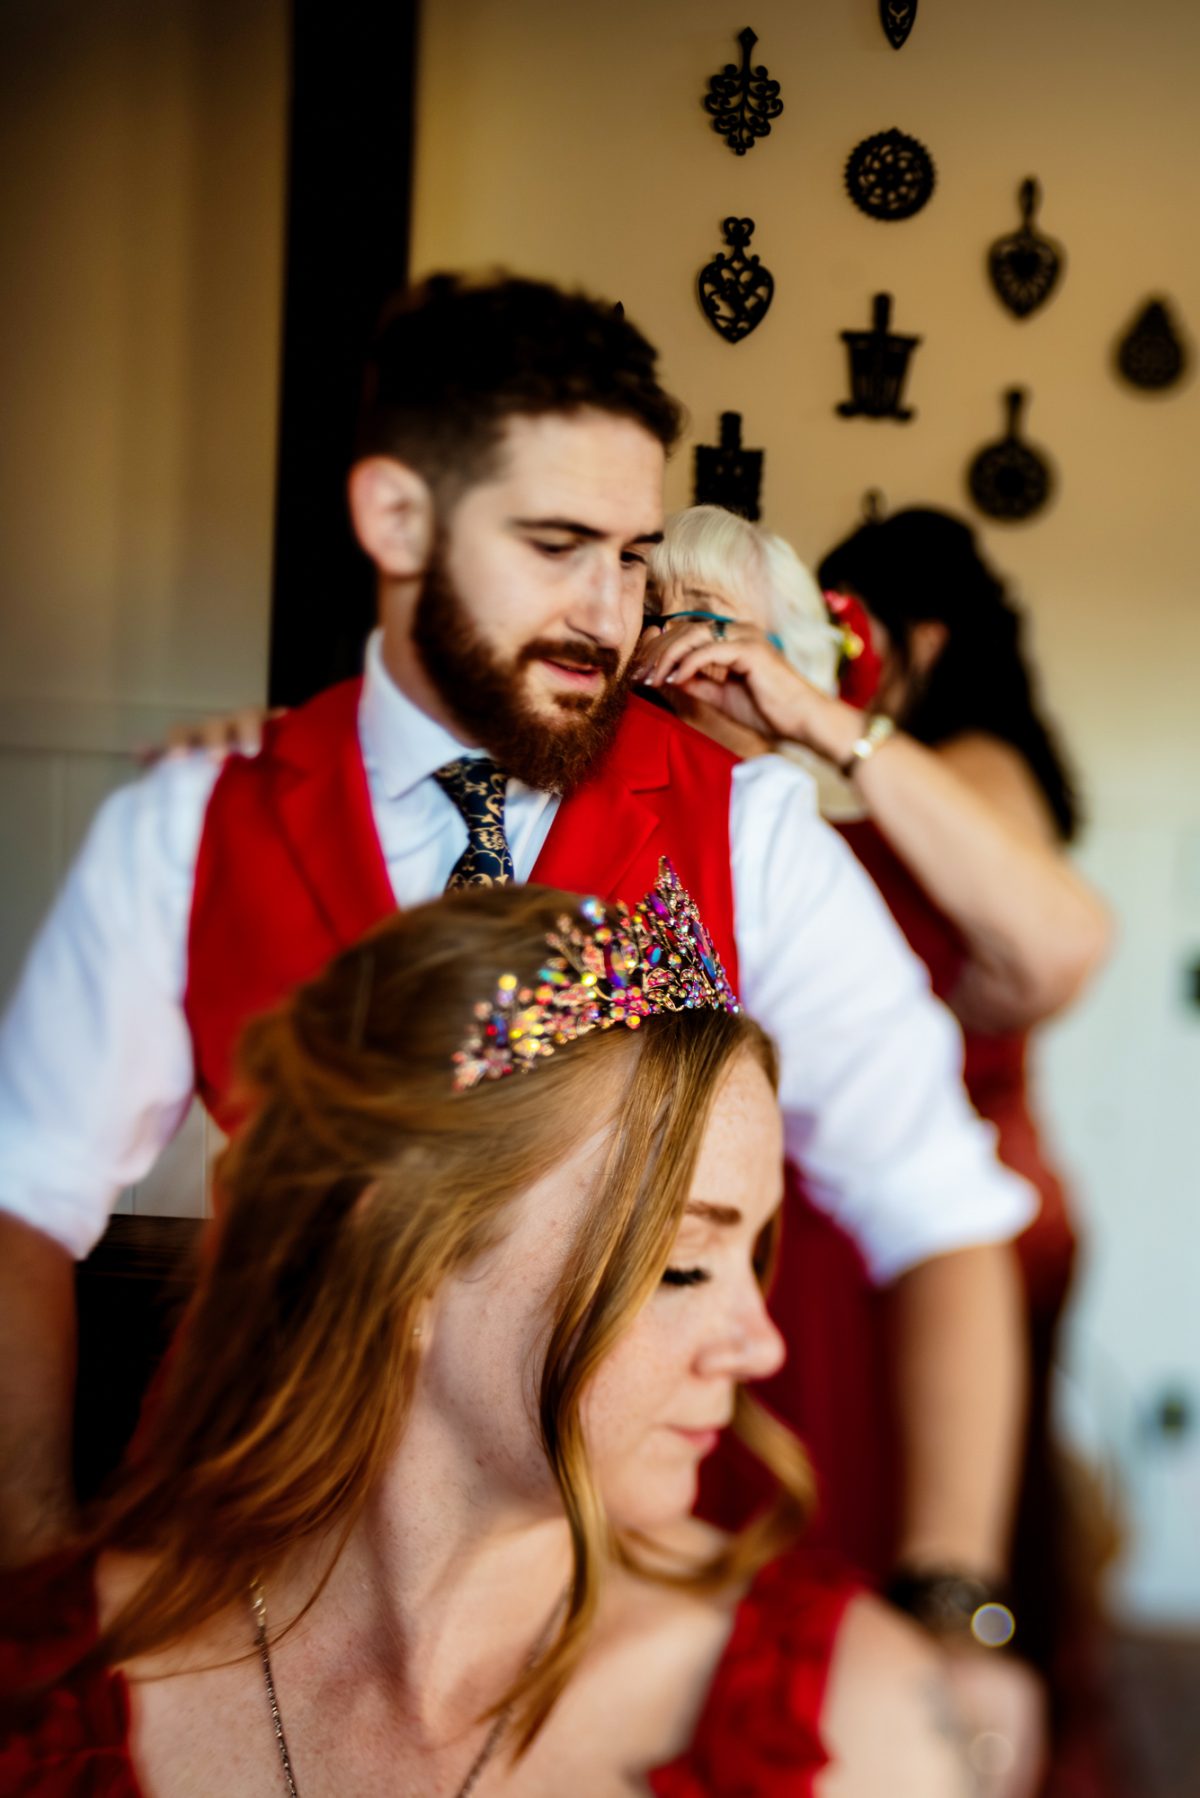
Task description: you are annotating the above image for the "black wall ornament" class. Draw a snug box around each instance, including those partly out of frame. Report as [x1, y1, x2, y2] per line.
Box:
[845, 127, 935, 221]
[967, 389, 1054, 522]
[837, 293, 921, 421]
[862, 488, 887, 522]
[693, 412, 764, 520]
[1115, 298, 1190, 391]
[698, 217, 774, 344]
[988, 179, 1064, 319]
[703, 27, 783, 156]
[880, 1, 918, 49]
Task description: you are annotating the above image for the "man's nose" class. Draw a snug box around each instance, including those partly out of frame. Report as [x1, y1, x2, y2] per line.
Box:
[569, 550, 631, 646]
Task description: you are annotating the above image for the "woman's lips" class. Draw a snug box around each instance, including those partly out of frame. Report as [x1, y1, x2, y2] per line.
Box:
[668, 1425, 721, 1456]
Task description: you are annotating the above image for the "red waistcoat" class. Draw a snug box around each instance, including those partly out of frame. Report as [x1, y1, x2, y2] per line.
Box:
[183, 682, 739, 1130]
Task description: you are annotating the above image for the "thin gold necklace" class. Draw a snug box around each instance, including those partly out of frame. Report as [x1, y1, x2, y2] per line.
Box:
[250, 1579, 565, 1797]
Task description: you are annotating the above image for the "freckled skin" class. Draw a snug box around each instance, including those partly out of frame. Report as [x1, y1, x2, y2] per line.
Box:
[421, 1052, 785, 1532]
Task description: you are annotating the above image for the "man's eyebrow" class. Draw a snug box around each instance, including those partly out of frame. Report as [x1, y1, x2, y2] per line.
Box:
[683, 1201, 743, 1227]
[509, 516, 605, 538]
[508, 518, 664, 547]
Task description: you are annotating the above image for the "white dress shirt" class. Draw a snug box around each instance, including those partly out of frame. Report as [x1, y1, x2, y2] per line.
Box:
[0, 632, 1033, 1272]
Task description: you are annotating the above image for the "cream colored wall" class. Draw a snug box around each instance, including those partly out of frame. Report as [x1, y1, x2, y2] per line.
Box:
[0, 0, 286, 1213]
[0, 0, 285, 722]
[411, 0, 1200, 1622]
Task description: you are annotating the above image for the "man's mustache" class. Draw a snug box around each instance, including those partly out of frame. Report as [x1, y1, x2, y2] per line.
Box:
[518, 638, 622, 679]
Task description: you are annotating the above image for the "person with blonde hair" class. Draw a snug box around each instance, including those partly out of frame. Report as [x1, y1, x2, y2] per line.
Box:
[1, 876, 978, 1796]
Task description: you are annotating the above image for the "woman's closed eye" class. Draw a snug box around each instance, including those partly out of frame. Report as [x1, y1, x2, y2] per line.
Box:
[661, 1266, 711, 1288]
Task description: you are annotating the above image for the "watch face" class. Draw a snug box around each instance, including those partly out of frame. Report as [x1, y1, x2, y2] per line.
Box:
[970, 1600, 1016, 1648]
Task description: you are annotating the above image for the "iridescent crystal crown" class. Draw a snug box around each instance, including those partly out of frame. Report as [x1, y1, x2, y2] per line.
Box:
[452, 859, 739, 1091]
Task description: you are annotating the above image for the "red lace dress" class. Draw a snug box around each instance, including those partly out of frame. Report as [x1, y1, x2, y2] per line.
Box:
[702, 818, 1078, 1582]
[1, 1551, 859, 1796]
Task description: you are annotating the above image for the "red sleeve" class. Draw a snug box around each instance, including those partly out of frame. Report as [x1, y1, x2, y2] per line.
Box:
[648, 1550, 859, 1797]
[0, 1555, 139, 1796]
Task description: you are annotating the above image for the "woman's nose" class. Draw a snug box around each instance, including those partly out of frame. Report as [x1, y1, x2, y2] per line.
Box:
[697, 1289, 786, 1385]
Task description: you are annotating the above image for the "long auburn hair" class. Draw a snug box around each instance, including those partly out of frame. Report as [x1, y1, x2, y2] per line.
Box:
[79, 885, 810, 1749]
[818, 507, 1081, 841]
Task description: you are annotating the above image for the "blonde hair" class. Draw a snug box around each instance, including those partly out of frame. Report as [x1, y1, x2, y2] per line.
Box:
[649, 505, 841, 694]
[81, 885, 811, 1749]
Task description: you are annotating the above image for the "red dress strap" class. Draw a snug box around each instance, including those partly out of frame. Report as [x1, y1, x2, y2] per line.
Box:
[648, 1550, 859, 1796]
[0, 1556, 138, 1796]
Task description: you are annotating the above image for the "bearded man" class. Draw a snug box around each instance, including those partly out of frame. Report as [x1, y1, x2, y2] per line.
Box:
[0, 279, 1037, 1752]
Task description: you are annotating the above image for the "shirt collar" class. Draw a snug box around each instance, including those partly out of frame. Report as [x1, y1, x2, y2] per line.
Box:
[359, 629, 486, 800]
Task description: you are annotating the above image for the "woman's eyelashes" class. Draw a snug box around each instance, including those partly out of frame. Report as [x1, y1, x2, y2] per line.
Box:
[660, 1266, 711, 1288]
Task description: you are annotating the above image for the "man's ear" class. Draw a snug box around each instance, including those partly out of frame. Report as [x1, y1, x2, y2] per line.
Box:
[909, 618, 949, 678]
[347, 457, 435, 577]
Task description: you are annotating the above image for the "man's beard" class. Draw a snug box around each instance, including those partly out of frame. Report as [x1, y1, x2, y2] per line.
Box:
[412, 552, 632, 795]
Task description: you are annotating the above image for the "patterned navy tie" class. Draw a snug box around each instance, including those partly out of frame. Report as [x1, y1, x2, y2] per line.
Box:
[434, 756, 515, 889]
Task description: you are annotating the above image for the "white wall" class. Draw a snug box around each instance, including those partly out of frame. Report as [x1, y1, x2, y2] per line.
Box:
[411, 0, 1200, 1624]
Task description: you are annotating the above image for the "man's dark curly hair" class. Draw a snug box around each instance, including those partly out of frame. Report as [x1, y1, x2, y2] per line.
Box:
[355, 273, 684, 497]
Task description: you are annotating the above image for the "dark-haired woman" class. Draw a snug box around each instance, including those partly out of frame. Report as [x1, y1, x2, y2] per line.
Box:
[636, 505, 1115, 1793]
[0, 878, 987, 1796]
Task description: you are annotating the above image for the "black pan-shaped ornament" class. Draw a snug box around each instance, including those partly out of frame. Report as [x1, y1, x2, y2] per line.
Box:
[698, 218, 774, 344]
[967, 388, 1055, 522]
[988, 179, 1064, 319]
[880, 1, 917, 49]
[1115, 298, 1190, 391]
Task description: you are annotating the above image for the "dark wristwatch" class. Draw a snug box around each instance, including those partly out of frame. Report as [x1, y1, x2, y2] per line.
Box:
[885, 1565, 1017, 1649]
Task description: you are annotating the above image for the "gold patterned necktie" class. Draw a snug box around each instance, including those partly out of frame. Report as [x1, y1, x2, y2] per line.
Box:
[434, 756, 515, 890]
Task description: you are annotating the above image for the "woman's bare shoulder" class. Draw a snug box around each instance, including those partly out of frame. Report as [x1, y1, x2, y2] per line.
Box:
[817, 1594, 970, 1797]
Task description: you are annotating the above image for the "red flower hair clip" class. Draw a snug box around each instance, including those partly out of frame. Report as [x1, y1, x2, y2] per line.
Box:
[824, 589, 883, 709]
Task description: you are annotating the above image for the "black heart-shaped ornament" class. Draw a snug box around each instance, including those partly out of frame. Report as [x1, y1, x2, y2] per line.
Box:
[988, 179, 1064, 319]
[698, 218, 775, 345]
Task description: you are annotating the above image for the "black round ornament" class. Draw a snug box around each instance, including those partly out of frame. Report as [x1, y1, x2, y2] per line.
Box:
[1115, 299, 1189, 391]
[845, 128, 935, 221]
[967, 389, 1054, 523]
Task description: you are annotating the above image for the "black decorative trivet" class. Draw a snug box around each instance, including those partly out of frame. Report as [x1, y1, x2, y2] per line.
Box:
[837, 293, 921, 421]
[698, 218, 774, 344]
[703, 27, 783, 156]
[693, 412, 764, 520]
[967, 389, 1055, 521]
[1115, 298, 1190, 391]
[845, 127, 935, 221]
[880, 1, 918, 49]
[988, 178, 1064, 319]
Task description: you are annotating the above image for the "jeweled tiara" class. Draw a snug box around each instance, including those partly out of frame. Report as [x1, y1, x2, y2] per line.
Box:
[452, 859, 739, 1090]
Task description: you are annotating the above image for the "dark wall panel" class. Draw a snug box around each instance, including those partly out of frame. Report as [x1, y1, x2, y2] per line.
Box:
[268, 0, 418, 706]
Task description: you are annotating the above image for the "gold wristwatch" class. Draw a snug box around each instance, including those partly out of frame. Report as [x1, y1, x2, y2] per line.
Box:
[839, 712, 896, 779]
